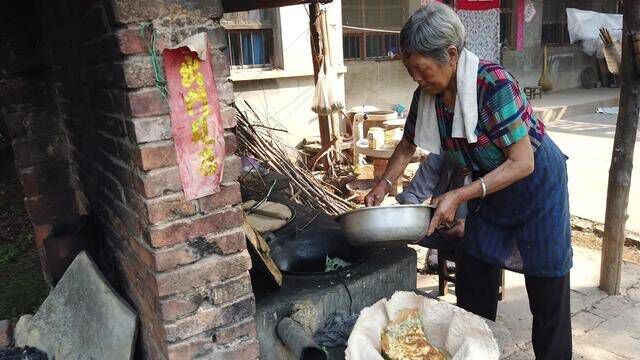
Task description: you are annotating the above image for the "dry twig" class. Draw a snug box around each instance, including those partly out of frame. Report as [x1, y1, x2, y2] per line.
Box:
[235, 101, 355, 216]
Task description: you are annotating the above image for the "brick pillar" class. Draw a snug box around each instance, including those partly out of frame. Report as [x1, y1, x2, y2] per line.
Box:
[0, 24, 84, 285]
[108, 1, 258, 359]
[1, 81, 84, 279]
[1, 0, 257, 357]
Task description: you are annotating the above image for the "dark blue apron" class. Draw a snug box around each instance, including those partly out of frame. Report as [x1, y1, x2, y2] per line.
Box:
[463, 135, 573, 277]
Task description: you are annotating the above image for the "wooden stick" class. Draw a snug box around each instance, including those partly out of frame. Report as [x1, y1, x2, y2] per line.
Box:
[235, 102, 355, 215]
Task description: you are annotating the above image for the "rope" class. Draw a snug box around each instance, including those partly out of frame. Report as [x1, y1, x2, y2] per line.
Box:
[342, 25, 400, 34]
[139, 23, 169, 100]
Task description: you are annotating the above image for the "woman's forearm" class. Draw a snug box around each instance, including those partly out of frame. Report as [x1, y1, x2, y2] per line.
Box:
[382, 138, 417, 182]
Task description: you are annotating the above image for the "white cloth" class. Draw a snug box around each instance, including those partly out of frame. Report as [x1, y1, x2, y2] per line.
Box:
[414, 49, 480, 155]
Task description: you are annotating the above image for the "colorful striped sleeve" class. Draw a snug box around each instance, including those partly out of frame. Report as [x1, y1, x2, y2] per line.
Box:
[481, 78, 529, 149]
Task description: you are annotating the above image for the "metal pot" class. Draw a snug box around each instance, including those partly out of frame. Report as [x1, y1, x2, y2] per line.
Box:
[335, 205, 432, 247]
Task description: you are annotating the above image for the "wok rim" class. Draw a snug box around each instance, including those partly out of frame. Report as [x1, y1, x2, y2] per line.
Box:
[335, 204, 431, 221]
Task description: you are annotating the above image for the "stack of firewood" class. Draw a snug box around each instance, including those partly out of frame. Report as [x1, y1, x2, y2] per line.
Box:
[235, 101, 355, 216]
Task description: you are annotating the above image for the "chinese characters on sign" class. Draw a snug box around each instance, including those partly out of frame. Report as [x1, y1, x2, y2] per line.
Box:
[179, 55, 219, 176]
[163, 33, 226, 200]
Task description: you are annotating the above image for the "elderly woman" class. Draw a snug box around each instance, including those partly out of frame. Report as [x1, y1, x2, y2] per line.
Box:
[365, 3, 572, 359]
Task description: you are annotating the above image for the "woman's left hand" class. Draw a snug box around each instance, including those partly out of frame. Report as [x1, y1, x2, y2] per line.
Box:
[427, 191, 460, 236]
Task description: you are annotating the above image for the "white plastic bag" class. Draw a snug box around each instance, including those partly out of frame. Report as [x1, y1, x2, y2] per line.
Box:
[346, 291, 500, 360]
[311, 60, 332, 115]
[312, 60, 344, 115]
[311, 11, 344, 115]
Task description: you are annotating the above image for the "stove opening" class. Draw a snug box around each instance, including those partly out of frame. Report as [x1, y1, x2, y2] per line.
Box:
[269, 228, 369, 275]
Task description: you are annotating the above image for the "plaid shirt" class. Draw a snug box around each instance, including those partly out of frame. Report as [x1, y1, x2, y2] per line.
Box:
[404, 61, 546, 173]
[406, 61, 572, 277]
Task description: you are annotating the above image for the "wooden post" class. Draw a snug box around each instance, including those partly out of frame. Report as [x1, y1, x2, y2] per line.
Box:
[319, 10, 343, 156]
[309, 2, 332, 171]
[599, 1, 640, 295]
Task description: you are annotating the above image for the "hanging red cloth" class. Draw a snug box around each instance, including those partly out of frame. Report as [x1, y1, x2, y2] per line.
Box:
[455, 0, 500, 11]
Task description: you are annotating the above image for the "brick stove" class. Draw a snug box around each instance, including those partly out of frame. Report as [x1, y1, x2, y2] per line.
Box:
[228, 178, 414, 358]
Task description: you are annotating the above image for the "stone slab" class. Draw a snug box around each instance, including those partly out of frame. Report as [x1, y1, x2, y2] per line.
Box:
[15, 251, 137, 360]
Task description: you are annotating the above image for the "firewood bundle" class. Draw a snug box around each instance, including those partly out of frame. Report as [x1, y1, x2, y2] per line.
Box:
[235, 101, 355, 216]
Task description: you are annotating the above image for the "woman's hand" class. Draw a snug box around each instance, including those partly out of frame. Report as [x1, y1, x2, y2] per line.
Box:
[440, 219, 465, 240]
[427, 191, 461, 235]
[364, 180, 388, 207]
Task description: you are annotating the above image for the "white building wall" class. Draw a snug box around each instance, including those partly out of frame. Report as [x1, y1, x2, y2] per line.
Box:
[344, 60, 416, 111]
[230, 2, 345, 147]
[343, 0, 421, 112]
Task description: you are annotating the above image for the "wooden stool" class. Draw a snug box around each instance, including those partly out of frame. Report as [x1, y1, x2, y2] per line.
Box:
[437, 246, 505, 300]
[524, 86, 542, 100]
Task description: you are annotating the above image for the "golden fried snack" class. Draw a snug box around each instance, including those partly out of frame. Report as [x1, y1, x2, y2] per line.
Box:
[381, 309, 445, 360]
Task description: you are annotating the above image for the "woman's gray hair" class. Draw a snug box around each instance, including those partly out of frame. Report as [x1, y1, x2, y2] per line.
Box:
[400, 2, 466, 63]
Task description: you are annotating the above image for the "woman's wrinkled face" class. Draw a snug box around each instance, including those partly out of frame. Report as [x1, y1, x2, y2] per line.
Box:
[402, 50, 457, 95]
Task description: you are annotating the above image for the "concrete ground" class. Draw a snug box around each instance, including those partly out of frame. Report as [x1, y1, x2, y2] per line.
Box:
[417, 245, 640, 359]
[529, 87, 619, 123]
[530, 87, 620, 110]
[545, 113, 640, 232]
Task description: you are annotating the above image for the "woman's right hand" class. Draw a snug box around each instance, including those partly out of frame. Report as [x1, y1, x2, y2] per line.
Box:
[364, 180, 388, 207]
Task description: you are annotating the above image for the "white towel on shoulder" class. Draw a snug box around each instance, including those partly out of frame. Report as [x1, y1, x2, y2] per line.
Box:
[414, 49, 480, 155]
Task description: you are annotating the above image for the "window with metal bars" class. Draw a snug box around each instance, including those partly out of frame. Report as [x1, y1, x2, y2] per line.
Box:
[342, 0, 406, 60]
[500, 0, 517, 49]
[343, 34, 362, 60]
[343, 32, 400, 60]
[227, 29, 273, 68]
[222, 9, 275, 69]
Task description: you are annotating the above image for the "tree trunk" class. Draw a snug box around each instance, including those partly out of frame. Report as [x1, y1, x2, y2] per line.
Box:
[309, 2, 332, 171]
[599, 1, 640, 295]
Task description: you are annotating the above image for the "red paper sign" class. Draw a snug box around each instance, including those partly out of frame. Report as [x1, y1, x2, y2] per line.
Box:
[163, 33, 226, 201]
[455, 0, 500, 11]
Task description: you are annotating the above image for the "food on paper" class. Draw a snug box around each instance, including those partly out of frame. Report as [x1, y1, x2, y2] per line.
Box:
[380, 309, 445, 360]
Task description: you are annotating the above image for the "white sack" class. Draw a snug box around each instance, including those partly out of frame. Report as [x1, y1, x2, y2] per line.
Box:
[345, 291, 499, 360]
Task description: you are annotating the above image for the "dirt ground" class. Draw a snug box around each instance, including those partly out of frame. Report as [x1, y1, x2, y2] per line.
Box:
[0, 148, 48, 320]
[571, 228, 640, 264]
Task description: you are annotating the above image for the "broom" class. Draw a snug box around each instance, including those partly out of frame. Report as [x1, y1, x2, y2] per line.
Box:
[538, 45, 554, 92]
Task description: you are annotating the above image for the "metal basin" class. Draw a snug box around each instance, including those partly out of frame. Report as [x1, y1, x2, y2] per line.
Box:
[335, 205, 432, 247]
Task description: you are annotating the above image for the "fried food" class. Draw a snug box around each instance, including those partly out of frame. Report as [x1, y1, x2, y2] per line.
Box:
[381, 309, 445, 360]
